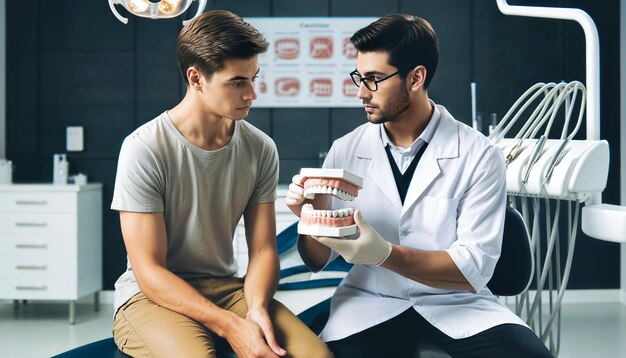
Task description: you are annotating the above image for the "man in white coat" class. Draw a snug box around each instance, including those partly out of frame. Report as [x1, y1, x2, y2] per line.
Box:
[286, 14, 552, 358]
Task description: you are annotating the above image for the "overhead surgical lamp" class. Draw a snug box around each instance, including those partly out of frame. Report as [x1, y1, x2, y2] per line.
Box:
[108, 0, 207, 25]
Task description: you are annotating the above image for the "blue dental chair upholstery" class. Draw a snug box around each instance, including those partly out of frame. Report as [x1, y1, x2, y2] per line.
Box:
[54, 206, 532, 357]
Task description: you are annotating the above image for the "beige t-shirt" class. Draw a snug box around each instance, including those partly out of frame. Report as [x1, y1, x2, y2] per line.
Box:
[111, 112, 278, 313]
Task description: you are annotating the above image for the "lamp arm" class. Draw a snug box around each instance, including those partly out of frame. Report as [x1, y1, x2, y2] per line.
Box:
[183, 0, 207, 25]
[108, 0, 129, 24]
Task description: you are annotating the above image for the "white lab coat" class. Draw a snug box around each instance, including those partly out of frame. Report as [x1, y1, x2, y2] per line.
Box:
[319, 104, 527, 342]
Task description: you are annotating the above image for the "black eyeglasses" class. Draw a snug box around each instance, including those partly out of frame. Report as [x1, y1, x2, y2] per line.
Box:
[349, 70, 399, 92]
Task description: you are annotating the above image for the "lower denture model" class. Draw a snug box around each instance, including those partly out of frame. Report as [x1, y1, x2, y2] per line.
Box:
[297, 168, 363, 237]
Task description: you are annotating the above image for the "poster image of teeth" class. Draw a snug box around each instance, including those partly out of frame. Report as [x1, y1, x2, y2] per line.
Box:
[245, 17, 377, 108]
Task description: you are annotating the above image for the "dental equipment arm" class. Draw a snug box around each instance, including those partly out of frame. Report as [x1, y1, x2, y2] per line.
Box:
[496, 0, 601, 206]
[495, 2, 624, 243]
[496, 0, 600, 141]
[119, 211, 280, 358]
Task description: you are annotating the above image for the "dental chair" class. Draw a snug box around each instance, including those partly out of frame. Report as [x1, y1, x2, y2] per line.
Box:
[417, 204, 534, 357]
[53, 205, 532, 357]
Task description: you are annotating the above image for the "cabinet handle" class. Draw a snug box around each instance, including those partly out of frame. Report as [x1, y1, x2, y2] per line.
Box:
[15, 285, 47, 291]
[15, 222, 48, 227]
[15, 244, 48, 249]
[15, 200, 48, 205]
[15, 265, 47, 270]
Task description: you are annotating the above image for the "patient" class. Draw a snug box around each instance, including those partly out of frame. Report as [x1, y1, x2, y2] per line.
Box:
[110, 10, 331, 358]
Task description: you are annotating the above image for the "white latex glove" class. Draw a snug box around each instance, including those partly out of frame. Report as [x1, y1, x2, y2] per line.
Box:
[284, 174, 305, 207]
[313, 209, 392, 265]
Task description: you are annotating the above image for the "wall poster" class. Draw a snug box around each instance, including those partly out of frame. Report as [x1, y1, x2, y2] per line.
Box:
[245, 17, 377, 108]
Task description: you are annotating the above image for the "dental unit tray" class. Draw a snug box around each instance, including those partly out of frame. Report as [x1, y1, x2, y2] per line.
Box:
[297, 168, 363, 237]
[495, 138, 609, 201]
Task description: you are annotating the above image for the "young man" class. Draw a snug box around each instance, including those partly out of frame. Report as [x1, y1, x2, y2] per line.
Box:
[286, 14, 553, 358]
[111, 10, 331, 358]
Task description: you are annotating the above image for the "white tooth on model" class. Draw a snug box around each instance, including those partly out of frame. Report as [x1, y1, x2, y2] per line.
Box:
[332, 188, 338, 196]
[303, 188, 315, 199]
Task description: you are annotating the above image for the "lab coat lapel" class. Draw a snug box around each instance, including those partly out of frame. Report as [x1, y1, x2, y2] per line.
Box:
[359, 125, 403, 208]
[401, 113, 459, 216]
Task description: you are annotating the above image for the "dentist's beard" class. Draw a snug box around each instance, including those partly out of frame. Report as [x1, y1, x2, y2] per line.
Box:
[366, 87, 411, 124]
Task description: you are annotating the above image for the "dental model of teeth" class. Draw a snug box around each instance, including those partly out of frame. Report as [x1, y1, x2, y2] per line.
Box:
[297, 168, 363, 237]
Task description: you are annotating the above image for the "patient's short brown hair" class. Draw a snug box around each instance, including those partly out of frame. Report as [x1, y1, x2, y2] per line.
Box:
[177, 10, 268, 84]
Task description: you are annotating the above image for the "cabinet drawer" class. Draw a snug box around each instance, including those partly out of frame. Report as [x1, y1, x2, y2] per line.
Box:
[0, 192, 77, 213]
[0, 257, 76, 278]
[0, 213, 77, 235]
[0, 235, 76, 256]
[0, 278, 76, 300]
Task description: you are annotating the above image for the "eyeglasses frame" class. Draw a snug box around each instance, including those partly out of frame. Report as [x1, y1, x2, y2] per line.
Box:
[349, 70, 400, 92]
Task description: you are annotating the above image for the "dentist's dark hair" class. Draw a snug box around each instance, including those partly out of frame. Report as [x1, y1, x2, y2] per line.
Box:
[350, 14, 439, 89]
[176, 10, 268, 84]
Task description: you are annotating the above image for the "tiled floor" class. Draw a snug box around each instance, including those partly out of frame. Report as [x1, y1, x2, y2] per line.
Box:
[0, 298, 625, 357]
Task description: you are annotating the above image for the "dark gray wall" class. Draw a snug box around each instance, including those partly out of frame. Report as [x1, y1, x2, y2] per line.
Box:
[6, 0, 620, 290]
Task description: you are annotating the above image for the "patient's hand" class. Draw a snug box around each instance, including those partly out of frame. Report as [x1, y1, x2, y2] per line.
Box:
[247, 307, 286, 356]
[226, 314, 283, 358]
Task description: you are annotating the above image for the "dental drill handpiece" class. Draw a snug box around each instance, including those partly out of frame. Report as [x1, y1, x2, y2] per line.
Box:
[505, 139, 525, 166]
[522, 135, 547, 184]
[544, 138, 570, 183]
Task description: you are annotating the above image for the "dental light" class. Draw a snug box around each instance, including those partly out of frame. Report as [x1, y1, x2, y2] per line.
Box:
[108, 0, 207, 25]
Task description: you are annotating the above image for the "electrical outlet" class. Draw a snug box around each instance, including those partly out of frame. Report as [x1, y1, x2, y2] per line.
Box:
[66, 126, 84, 152]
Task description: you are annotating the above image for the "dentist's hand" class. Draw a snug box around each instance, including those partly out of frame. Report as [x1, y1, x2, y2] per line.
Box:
[313, 209, 392, 265]
[285, 174, 305, 214]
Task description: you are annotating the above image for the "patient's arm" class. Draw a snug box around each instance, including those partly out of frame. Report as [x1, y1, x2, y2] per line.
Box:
[243, 202, 286, 356]
[119, 211, 280, 358]
[296, 233, 331, 272]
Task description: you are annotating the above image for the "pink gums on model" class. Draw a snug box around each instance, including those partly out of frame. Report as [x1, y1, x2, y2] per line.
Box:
[300, 177, 360, 227]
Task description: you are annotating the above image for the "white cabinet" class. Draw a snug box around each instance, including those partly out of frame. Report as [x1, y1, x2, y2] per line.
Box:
[0, 184, 102, 323]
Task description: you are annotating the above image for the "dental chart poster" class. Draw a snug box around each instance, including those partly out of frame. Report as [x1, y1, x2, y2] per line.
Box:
[245, 17, 377, 108]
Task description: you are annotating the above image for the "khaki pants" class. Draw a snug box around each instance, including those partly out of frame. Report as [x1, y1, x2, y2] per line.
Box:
[112, 277, 331, 358]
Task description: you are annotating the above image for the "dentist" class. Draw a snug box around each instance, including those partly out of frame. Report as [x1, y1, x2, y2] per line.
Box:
[287, 14, 552, 358]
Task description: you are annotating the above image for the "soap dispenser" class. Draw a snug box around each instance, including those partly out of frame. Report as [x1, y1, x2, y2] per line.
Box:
[53, 154, 69, 185]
